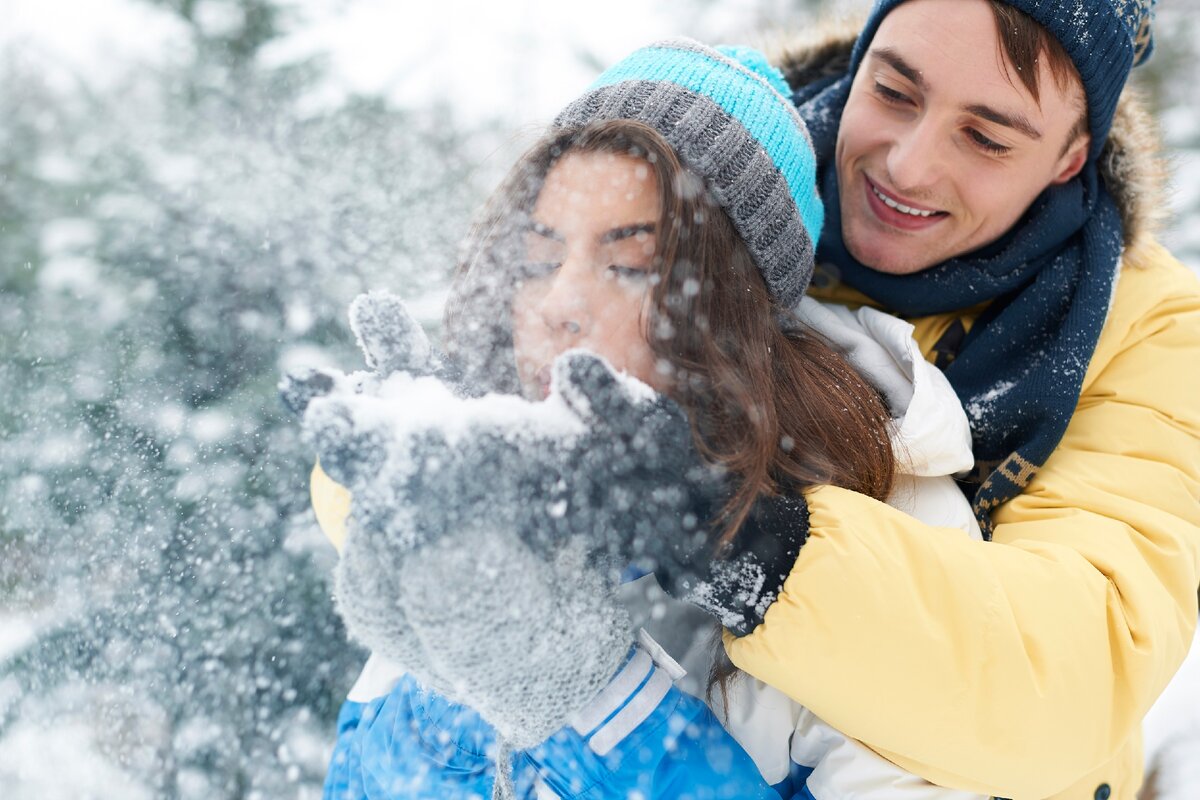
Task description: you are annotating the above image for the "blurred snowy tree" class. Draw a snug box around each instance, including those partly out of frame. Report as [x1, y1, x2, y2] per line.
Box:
[144, 0, 287, 65]
[0, 1, 487, 796]
[1133, 6, 1200, 274]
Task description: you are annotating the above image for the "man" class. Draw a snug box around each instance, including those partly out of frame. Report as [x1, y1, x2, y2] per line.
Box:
[719, 1, 1199, 798]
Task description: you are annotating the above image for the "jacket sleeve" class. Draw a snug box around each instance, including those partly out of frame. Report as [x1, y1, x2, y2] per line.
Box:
[312, 459, 351, 552]
[723, 254, 1200, 798]
[326, 675, 499, 800]
[528, 643, 781, 800]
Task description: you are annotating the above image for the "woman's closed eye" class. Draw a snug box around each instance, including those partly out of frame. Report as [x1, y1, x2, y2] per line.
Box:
[606, 264, 650, 283]
[518, 260, 560, 279]
[523, 222, 564, 275]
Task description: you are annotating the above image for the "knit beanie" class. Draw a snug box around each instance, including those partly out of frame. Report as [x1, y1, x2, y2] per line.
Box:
[849, 0, 1157, 159]
[554, 39, 824, 310]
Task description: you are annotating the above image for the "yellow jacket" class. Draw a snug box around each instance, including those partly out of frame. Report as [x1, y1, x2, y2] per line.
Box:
[725, 241, 1200, 800]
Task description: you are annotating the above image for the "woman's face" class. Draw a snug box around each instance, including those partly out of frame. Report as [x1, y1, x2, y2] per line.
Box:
[512, 150, 664, 400]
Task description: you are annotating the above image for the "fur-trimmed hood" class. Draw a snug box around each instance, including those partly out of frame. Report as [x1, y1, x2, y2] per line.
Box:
[766, 19, 1169, 254]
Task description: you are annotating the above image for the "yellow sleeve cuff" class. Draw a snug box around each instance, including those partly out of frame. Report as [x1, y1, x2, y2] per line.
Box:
[310, 460, 352, 553]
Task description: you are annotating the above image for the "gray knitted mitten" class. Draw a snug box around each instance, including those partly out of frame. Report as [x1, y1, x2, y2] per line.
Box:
[537, 352, 727, 573]
[309, 351, 741, 747]
[280, 290, 447, 683]
[399, 532, 631, 749]
[318, 392, 609, 703]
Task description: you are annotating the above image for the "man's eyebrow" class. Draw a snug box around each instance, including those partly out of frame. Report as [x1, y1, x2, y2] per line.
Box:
[600, 223, 656, 243]
[869, 47, 927, 91]
[964, 104, 1043, 140]
[527, 220, 564, 242]
[869, 46, 1044, 142]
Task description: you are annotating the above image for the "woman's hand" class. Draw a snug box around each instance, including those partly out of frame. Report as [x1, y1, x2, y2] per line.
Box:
[549, 353, 811, 635]
[298, 350, 724, 743]
[280, 289, 453, 685]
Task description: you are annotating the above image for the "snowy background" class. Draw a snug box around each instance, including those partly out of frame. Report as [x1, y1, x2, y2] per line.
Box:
[0, 0, 1197, 797]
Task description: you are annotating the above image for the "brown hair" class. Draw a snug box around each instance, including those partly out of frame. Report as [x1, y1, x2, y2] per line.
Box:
[445, 119, 896, 540]
[987, 0, 1088, 153]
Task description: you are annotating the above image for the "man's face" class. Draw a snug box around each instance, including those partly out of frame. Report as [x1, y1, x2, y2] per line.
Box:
[835, 0, 1090, 275]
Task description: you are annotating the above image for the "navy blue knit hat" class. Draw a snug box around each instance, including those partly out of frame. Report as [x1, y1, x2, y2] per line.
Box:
[850, 0, 1157, 159]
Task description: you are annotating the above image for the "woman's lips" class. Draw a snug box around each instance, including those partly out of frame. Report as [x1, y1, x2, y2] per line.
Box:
[864, 176, 949, 232]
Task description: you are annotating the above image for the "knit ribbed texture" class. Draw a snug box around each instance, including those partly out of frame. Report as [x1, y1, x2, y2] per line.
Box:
[554, 39, 823, 309]
[850, 0, 1157, 158]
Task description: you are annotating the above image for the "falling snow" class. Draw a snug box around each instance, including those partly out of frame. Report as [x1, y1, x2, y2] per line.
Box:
[1, 0, 1197, 798]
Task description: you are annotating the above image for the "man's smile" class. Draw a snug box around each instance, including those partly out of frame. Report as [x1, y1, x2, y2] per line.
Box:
[863, 174, 949, 232]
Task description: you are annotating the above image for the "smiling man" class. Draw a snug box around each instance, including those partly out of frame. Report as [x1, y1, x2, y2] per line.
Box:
[835, 0, 1091, 274]
[716, 1, 1200, 799]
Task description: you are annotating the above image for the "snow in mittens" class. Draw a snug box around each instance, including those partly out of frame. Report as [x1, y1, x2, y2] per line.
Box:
[303, 351, 687, 746]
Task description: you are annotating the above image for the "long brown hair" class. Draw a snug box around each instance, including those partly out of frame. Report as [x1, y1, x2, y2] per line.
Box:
[445, 119, 895, 537]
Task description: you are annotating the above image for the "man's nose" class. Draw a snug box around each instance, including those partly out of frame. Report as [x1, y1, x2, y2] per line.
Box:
[886, 119, 944, 194]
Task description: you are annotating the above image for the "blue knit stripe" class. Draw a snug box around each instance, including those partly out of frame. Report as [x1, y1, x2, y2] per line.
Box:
[591, 45, 823, 246]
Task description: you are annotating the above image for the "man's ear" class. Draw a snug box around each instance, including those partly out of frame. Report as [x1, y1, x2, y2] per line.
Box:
[1050, 133, 1090, 185]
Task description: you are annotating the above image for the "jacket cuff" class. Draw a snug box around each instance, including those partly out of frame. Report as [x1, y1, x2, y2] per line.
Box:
[311, 459, 352, 552]
[658, 493, 810, 636]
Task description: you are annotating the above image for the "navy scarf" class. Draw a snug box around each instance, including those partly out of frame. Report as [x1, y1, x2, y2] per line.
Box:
[796, 75, 1125, 536]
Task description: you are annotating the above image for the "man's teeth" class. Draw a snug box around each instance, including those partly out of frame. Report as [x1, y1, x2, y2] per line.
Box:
[872, 184, 939, 217]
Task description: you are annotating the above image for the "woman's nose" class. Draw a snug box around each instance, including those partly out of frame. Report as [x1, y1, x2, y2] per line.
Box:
[536, 258, 591, 336]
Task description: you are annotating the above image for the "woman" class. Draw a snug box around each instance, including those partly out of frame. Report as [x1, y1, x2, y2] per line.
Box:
[300, 39, 980, 799]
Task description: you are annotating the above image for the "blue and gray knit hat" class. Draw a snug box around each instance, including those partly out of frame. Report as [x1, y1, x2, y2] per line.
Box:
[850, 0, 1157, 159]
[554, 39, 823, 310]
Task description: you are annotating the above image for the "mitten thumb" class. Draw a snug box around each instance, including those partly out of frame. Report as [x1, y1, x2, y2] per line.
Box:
[349, 290, 433, 378]
[278, 367, 336, 416]
[301, 397, 390, 488]
[552, 350, 654, 428]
